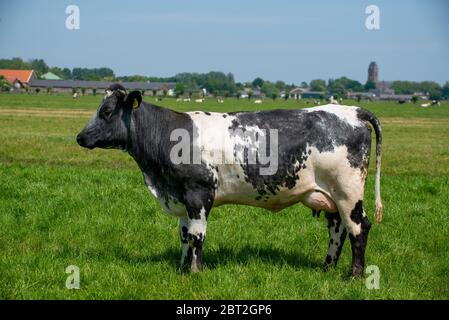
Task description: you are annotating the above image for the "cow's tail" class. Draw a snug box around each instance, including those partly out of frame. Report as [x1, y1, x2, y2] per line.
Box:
[358, 108, 383, 223]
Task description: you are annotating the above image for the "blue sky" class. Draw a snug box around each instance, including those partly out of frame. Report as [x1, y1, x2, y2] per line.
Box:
[0, 0, 448, 84]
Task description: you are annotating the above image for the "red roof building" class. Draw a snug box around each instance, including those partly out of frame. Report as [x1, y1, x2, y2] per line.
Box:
[0, 69, 36, 88]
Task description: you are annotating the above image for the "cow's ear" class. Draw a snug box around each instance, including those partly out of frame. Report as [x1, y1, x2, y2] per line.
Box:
[125, 90, 142, 109]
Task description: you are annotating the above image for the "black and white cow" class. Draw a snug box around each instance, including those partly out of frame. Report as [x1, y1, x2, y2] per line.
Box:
[77, 84, 383, 277]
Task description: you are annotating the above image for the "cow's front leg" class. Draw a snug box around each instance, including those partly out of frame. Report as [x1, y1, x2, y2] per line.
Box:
[179, 216, 192, 270]
[186, 205, 210, 273]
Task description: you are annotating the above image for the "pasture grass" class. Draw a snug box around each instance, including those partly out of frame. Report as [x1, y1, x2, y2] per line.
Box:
[0, 93, 448, 299]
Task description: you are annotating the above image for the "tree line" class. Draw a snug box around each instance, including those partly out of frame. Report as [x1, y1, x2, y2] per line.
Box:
[1, 57, 448, 99]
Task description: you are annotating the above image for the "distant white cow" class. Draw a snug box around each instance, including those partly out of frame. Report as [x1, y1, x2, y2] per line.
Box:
[420, 103, 431, 108]
[195, 99, 204, 103]
[329, 96, 339, 104]
[217, 98, 224, 103]
[183, 98, 191, 102]
[254, 99, 262, 104]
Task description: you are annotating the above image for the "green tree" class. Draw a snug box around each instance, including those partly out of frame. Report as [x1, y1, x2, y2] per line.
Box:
[261, 82, 279, 98]
[275, 80, 286, 90]
[252, 77, 264, 88]
[175, 83, 185, 97]
[364, 81, 376, 91]
[72, 67, 114, 80]
[442, 82, 449, 99]
[152, 89, 157, 97]
[300, 81, 308, 88]
[0, 57, 30, 70]
[411, 96, 418, 104]
[29, 59, 49, 76]
[309, 79, 326, 92]
[0, 75, 12, 91]
[62, 68, 72, 79]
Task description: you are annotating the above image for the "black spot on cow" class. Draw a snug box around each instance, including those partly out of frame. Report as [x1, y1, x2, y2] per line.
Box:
[195, 112, 200, 114]
[350, 200, 363, 224]
[223, 114, 228, 118]
[236, 174, 240, 179]
[204, 112, 211, 115]
[181, 226, 188, 243]
[255, 196, 262, 201]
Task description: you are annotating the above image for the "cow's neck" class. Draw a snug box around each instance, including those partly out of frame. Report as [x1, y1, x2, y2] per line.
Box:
[126, 103, 192, 196]
[128, 103, 168, 170]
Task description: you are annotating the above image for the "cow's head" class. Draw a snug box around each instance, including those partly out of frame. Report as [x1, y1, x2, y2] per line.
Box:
[76, 84, 142, 150]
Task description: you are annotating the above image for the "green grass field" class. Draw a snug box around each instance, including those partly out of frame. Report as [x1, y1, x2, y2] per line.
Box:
[0, 93, 448, 299]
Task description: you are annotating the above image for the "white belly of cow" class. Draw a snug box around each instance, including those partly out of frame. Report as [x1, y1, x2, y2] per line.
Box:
[212, 145, 353, 213]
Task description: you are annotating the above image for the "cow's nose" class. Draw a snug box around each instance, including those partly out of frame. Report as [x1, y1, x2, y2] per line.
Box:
[76, 134, 84, 146]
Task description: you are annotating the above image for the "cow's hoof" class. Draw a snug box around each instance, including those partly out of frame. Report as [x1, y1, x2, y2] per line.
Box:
[191, 260, 202, 273]
[323, 263, 332, 272]
[351, 265, 364, 277]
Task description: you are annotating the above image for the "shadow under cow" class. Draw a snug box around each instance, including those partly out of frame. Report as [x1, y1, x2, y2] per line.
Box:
[116, 245, 323, 271]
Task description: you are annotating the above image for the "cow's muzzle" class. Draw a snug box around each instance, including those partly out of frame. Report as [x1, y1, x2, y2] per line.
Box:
[76, 133, 94, 149]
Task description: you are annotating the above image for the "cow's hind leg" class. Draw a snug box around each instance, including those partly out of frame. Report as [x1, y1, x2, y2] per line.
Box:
[323, 212, 347, 271]
[338, 200, 372, 277]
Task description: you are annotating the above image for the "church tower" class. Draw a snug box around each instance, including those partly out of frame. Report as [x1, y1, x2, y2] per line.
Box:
[368, 61, 379, 84]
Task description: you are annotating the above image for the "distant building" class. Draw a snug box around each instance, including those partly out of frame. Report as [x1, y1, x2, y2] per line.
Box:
[362, 62, 417, 100]
[300, 91, 324, 99]
[0, 69, 36, 89]
[41, 72, 61, 80]
[289, 87, 309, 99]
[367, 61, 379, 84]
[240, 87, 265, 99]
[28, 79, 175, 95]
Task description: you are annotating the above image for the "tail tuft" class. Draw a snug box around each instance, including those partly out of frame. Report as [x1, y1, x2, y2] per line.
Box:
[375, 198, 383, 224]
